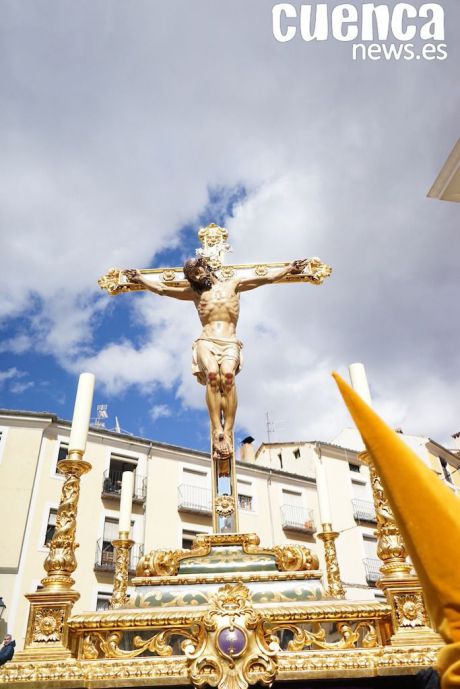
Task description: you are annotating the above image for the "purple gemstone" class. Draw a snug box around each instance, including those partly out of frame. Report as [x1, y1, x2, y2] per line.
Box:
[217, 627, 246, 657]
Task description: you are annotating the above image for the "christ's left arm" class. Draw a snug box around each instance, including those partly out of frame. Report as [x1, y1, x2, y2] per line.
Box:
[236, 260, 307, 293]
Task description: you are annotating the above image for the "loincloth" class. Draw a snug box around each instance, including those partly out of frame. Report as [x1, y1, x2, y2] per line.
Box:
[192, 336, 243, 385]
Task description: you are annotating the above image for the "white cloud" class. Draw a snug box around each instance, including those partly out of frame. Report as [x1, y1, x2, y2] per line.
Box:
[0, 335, 32, 354]
[1, 2, 459, 445]
[0, 368, 23, 385]
[150, 404, 172, 423]
[10, 380, 34, 394]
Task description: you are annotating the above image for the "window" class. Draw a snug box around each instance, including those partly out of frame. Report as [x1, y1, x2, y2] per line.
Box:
[363, 535, 378, 559]
[57, 443, 68, 462]
[44, 509, 57, 545]
[237, 479, 254, 511]
[349, 462, 360, 473]
[101, 518, 119, 566]
[278, 452, 283, 469]
[282, 489, 303, 506]
[103, 454, 137, 494]
[182, 529, 205, 549]
[238, 494, 253, 510]
[96, 592, 111, 611]
[183, 468, 208, 484]
[293, 448, 301, 459]
[53, 440, 69, 475]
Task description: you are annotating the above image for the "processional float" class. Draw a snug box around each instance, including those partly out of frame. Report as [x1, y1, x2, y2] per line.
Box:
[2, 225, 443, 688]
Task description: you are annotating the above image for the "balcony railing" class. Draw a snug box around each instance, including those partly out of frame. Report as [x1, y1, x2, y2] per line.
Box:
[352, 499, 377, 523]
[94, 539, 144, 573]
[363, 557, 381, 584]
[101, 470, 146, 502]
[280, 504, 315, 533]
[178, 484, 212, 515]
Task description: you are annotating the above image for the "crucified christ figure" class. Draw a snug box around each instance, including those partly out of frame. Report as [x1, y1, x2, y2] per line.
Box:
[125, 257, 307, 473]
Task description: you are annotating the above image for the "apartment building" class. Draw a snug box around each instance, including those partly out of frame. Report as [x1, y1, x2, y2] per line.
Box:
[1, 408, 459, 648]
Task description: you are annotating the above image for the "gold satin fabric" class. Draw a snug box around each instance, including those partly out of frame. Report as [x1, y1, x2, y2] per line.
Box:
[332, 372, 460, 688]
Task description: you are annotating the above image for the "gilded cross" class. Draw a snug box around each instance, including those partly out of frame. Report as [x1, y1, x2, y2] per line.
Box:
[98, 223, 332, 534]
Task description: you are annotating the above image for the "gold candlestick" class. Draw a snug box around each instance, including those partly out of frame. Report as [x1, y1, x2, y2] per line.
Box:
[42, 452, 92, 590]
[317, 523, 346, 599]
[359, 452, 412, 580]
[20, 450, 91, 660]
[359, 451, 441, 645]
[110, 533, 134, 609]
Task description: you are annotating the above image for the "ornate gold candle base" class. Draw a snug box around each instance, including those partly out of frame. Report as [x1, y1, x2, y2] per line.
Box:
[317, 523, 346, 599]
[18, 451, 91, 660]
[110, 533, 134, 609]
[359, 452, 442, 646]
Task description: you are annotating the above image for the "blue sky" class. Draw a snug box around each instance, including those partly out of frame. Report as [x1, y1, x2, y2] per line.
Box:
[0, 186, 248, 451]
[1, 1, 459, 450]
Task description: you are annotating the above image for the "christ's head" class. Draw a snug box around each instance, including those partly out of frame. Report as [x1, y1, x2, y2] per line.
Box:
[183, 257, 213, 293]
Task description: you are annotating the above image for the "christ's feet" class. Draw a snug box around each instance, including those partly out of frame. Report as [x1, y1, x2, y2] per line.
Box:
[212, 430, 232, 459]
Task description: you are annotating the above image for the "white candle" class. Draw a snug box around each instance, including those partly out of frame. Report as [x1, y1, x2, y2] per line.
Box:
[348, 363, 372, 407]
[68, 373, 95, 452]
[315, 459, 332, 525]
[119, 471, 134, 535]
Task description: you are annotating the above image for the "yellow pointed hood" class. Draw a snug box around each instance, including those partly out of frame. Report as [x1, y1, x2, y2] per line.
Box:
[332, 371, 460, 652]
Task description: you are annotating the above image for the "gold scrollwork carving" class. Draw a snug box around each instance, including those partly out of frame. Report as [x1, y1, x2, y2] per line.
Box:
[265, 620, 378, 651]
[254, 265, 268, 277]
[303, 257, 332, 284]
[273, 545, 319, 572]
[98, 268, 123, 294]
[83, 625, 203, 660]
[137, 549, 182, 577]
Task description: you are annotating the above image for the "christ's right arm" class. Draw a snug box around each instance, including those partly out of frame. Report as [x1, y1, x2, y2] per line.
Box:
[124, 270, 195, 301]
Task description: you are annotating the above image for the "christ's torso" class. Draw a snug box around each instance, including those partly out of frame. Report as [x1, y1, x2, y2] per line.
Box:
[194, 279, 240, 339]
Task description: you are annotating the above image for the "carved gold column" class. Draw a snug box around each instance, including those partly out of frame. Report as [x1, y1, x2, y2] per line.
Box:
[317, 523, 346, 599]
[359, 451, 441, 646]
[19, 451, 91, 660]
[110, 534, 134, 609]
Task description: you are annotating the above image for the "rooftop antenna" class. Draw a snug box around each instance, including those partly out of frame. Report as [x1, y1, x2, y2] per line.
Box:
[114, 416, 121, 434]
[266, 411, 275, 443]
[93, 404, 108, 429]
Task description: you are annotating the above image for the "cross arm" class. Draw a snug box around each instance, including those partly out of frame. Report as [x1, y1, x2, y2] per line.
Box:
[97, 258, 332, 296]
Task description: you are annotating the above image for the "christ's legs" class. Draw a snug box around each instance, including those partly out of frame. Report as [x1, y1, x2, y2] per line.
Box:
[220, 360, 238, 441]
[195, 342, 227, 449]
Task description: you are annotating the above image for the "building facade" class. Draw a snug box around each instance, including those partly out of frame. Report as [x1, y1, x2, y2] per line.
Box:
[1, 409, 459, 648]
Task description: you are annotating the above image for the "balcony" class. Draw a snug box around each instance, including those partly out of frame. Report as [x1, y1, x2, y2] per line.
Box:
[363, 557, 381, 585]
[101, 470, 146, 503]
[352, 499, 377, 523]
[94, 539, 144, 574]
[178, 484, 212, 515]
[280, 504, 315, 533]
